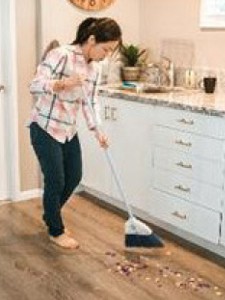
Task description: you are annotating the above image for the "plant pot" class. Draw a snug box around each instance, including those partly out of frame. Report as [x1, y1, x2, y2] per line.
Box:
[121, 66, 140, 81]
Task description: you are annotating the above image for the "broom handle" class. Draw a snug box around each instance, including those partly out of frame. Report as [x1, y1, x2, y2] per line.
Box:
[103, 148, 134, 219]
[82, 85, 134, 219]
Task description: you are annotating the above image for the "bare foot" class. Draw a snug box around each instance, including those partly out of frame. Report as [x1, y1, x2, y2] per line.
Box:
[64, 228, 72, 236]
[49, 233, 79, 249]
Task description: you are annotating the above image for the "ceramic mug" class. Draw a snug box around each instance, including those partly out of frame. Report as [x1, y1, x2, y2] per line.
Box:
[200, 77, 217, 94]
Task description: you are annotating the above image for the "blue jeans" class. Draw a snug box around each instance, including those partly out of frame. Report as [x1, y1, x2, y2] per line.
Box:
[30, 122, 82, 237]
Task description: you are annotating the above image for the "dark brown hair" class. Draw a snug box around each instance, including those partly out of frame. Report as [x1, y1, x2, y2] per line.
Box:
[71, 17, 122, 45]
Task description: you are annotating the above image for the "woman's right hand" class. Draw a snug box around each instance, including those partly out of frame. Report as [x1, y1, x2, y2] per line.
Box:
[94, 130, 109, 149]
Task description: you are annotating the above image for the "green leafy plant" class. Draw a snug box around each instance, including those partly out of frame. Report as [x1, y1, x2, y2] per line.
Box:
[120, 44, 147, 67]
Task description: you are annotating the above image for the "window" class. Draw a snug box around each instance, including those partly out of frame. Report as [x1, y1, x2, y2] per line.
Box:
[200, 0, 225, 28]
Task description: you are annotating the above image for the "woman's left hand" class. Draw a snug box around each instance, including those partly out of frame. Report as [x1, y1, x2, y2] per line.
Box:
[95, 130, 109, 148]
[52, 74, 86, 93]
[63, 74, 86, 91]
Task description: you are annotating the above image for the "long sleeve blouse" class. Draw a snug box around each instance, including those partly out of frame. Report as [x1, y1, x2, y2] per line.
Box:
[29, 44, 100, 143]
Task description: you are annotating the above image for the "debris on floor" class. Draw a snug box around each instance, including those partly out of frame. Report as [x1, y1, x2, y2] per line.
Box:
[104, 249, 224, 298]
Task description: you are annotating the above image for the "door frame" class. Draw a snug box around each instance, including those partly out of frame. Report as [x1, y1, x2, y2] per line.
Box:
[10, 0, 21, 200]
[0, 0, 20, 201]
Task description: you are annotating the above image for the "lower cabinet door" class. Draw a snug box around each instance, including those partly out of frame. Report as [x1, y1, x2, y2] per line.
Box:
[106, 98, 153, 211]
[149, 190, 221, 244]
[77, 110, 112, 197]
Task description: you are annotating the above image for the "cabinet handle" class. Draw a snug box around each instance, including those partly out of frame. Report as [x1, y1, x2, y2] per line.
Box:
[176, 161, 192, 169]
[177, 118, 194, 125]
[175, 139, 192, 147]
[104, 106, 110, 120]
[172, 211, 187, 220]
[174, 184, 191, 193]
[111, 107, 117, 121]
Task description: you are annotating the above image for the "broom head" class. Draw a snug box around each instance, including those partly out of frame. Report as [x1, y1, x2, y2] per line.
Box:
[125, 217, 164, 248]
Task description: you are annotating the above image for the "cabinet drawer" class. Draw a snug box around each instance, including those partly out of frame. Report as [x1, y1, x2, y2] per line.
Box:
[155, 106, 225, 139]
[150, 190, 220, 244]
[153, 169, 222, 212]
[153, 147, 224, 187]
[153, 125, 225, 161]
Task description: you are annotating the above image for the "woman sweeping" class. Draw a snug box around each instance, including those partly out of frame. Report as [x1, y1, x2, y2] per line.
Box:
[29, 17, 122, 249]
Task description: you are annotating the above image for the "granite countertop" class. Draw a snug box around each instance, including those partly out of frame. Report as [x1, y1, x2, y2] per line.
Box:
[98, 84, 225, 117]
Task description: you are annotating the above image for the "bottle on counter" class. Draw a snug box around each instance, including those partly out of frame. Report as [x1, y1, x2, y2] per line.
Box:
[185, 69, 196, 88]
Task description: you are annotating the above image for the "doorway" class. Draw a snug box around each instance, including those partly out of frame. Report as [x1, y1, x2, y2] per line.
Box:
[0, 1, 10, 200]
[0, 0, 19, 201]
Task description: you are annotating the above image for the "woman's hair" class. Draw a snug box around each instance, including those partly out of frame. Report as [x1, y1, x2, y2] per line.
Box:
[71, 17, 122, 45]
[41, 39, 60, 61]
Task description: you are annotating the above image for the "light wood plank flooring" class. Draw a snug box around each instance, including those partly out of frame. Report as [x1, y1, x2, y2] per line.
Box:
[0, 195, 224, 300]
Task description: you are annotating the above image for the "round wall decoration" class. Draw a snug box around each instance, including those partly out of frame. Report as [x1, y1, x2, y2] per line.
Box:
[68, 0, 115, 11]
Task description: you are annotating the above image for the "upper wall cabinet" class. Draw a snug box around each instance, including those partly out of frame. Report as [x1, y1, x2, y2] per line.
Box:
[200, 0, 225, 28]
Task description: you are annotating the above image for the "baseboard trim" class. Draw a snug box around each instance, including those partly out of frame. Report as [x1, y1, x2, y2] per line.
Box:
[15, 189, 43, 201]
[16, 184, 84, 202]
[74, 184, 85, 194]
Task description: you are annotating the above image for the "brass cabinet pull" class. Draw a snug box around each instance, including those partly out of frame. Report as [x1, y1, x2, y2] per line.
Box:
[177, 118, 194, 125]
[174, 184, 191, 193]
[175, 139, 192, 147]
[172, 211, 187, 220]
[104, 106, 110, 120]
[176, 161, 192, 169]
[111, 107, 117, 121]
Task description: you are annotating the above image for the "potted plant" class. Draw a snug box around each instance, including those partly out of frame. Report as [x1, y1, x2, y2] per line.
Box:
[120, 44, 147, 81]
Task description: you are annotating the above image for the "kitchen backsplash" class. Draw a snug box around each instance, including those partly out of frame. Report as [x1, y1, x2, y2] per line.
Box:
[160, 38, 195, 69]
[99, 37, 225, 93]
[101, 61, 225, 93]
[98, 57, 122, 84]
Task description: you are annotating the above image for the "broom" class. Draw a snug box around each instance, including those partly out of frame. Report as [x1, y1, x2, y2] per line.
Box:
[82, 82, 164, 248]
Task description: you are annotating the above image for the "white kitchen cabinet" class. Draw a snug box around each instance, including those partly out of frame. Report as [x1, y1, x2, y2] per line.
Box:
[153, 168, 223, 212]
[153, 146, 224, 187]
[151, 106, 225, 245]
[150, 190, 221, 244]
[101, 97, 153, 211]
[153, 125, 225, 161]
[78, 96, 153, 211]
[77, 97, 112, 197]
[155, 106, 225, 139]
[79, 92, 225, 256]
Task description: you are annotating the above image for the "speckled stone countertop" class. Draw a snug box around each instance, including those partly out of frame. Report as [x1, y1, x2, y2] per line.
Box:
[98, 84, 225, 117]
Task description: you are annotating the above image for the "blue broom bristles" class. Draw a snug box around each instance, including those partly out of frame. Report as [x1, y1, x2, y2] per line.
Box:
[125, 217, 164, 248]
[125, 233, 164, 248]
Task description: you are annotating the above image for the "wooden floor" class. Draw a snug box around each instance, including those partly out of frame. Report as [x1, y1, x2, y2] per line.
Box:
[0, 195, 224, 300]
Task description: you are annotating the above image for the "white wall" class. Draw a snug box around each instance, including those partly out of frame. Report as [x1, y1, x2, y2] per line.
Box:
[16, 0, 40, 192]
[39, 0, 225, 69]
[140, 0, 225, 69]
[40, 0, 140, 51]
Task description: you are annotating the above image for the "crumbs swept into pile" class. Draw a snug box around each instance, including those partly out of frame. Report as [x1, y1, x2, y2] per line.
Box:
[104, 250, 224, 298]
